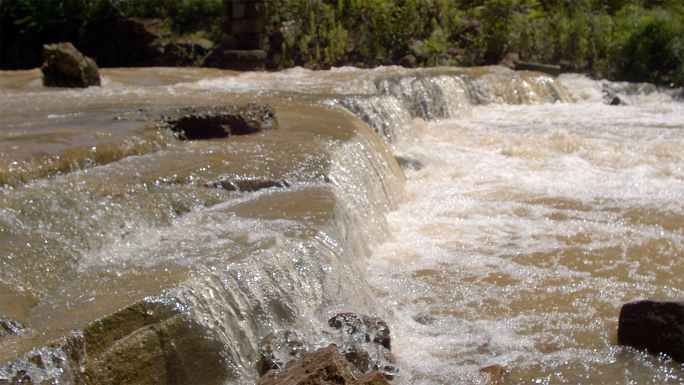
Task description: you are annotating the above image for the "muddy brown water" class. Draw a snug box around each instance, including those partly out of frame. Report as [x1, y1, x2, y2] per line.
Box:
[0, 66, 682, 384]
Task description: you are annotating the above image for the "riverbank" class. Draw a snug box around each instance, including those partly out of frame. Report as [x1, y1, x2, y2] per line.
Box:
[2, 0, 683, 86]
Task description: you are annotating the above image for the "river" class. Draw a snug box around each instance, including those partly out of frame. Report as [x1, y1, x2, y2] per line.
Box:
[0, 66, 682, 384]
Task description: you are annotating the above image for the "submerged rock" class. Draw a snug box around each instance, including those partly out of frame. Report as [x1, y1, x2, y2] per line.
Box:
[0, 317, 25, 339]
[618, 299, 684, 362]
[165, 103, 278, 139]
[41, 42, 101, 88]
[257, 330, 308, 377]
[394, 156, 423, 172]
[479, 364, 507, 383]
[207, 179, 290, 192]
[515, 61, 561, 77]
[602, 83, 623, 105]
[329, 313, 391, 350]
[258, 344, 390, 385]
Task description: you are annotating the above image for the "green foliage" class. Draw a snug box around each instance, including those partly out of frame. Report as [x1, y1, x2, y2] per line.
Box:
[1, 0, 222, 38]
[2, 0, 683, 84]
[611, 6, 684, 84]
[422, 25, 448, 66]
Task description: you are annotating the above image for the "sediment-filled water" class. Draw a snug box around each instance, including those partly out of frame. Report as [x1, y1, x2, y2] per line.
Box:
[0, 66, 682, 384]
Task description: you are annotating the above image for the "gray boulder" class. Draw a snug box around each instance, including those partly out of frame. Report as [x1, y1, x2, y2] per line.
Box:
[618, 299, 684, 362]
[41, 42, 101, 88]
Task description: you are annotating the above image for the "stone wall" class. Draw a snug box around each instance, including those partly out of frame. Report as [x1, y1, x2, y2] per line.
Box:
[219, 0, 267, 71]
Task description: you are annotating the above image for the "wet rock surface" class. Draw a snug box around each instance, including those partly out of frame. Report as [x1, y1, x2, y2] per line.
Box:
[207, 179, 290, 192]
[327, 313, 397, 380]
[329, 313, 391, 350]
[479, 364, 507, 383]
[256, 313, 398, 383]
[257, 330, 308, 378]
[394, 156, 423, 172]
[258, 344, 390, 385]
[41, 42, 101, 88]
[618, 299, 684, 362]
[163, 103, 278, 139]
[0, 317, 24, 339]
[0, 300, 229, 384]
[515, 61, 561, 77]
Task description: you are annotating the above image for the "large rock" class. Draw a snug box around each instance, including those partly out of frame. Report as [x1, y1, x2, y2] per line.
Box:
[0, 300, 229, 384]
[165, 103, 278, 140]
[258, 344, 390, 385]
[41, 42, 101, 88]
[618, 299, 684, 362]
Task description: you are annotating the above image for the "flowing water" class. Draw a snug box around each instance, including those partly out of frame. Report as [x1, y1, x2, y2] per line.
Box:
[0, 66, 682, 384]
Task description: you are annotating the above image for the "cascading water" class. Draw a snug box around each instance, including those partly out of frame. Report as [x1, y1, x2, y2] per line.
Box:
[0, 66, 682, 384]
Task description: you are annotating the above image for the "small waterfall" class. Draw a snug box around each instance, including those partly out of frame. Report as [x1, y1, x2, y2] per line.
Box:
[377, 75, 472, 120]
[336, 95, 420, 150]
[334, 67, 573, 151]
[460, 67, 573, 105]
[0, 101, 406, 384]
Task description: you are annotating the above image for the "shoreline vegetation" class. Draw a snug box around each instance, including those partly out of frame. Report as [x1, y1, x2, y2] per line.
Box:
[1, 0, 683, 87]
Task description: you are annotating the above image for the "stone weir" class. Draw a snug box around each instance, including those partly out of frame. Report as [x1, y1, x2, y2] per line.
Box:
[0, 103, 406, 384]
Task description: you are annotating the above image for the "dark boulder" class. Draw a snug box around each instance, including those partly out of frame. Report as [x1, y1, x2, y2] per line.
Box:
[41, 42, 100, 88]
[618, 299, 684, 362]
[165, 103, 278, 140]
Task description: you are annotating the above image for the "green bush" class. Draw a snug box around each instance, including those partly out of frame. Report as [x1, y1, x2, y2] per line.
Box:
[611, 6, 684, 84]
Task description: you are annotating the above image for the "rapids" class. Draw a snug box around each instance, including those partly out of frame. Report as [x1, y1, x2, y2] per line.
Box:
[0, 65, 682, 384]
